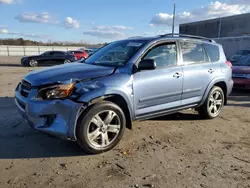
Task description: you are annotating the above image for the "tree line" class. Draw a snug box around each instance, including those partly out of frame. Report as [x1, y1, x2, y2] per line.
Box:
[0, 38, 105, 48]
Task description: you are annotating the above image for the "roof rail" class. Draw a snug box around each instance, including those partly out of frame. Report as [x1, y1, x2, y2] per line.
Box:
[160, 33, 216, 43]
[128, 36, 143, 39]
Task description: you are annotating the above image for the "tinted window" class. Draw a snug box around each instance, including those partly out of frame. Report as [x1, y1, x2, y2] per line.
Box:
[75, 51, 83, 54]
[181, 42, 207, 64]
[203, 43, 220, 62]
[69, 51, 83, 54]
[53, 51, 65, 56]
[143, 43, 177, 68]
[41, 51, 51, 56]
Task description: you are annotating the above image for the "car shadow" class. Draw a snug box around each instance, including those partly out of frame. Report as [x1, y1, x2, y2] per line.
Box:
[228, 89, 250, 108]
[0, 97, 88, 159]
[0, 63, 53, 67]
[0, 63, 23, 67]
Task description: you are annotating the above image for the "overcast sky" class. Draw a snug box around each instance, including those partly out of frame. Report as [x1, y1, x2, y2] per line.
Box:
[0, 0, 250, 43]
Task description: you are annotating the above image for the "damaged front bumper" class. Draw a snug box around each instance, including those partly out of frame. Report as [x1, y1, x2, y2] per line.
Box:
[15, 86, 85, 141]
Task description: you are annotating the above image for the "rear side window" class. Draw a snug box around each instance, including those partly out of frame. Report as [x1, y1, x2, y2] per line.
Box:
[180, 41, 207, 64]
[203, 43, 220, 62]
[53, 51, 66, 56]
[74, 51, 83, 54]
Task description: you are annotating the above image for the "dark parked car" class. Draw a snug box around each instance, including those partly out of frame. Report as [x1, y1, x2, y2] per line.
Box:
[21, 51, 77, 67]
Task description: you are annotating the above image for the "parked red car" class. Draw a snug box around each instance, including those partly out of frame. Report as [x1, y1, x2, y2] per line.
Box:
[68, 50, 88, 60]
[232, 56, 250, 89]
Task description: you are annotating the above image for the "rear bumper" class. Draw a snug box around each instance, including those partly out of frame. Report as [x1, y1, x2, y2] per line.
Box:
[233, 78, 250, 89]
[227, 79, 234, 95]
[15, 89, 85, 141]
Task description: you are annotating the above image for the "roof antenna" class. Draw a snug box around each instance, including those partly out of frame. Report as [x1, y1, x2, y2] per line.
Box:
[172, 1, 176, 36]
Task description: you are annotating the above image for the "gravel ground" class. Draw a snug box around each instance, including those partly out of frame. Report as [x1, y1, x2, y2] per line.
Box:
[0, 56, 250, 188]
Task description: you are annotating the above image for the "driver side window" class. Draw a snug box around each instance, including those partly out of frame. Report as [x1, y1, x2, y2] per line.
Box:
[143, 43, 177, 68]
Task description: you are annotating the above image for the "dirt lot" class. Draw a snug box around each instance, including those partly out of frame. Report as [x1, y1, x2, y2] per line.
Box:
[0, 56, 250, 188]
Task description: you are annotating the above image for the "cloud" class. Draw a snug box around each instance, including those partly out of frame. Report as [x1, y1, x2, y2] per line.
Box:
[0, 0, 13, 4]
[150, 1, 250, 26]
[15, 12, 58, 24]
[83, 24, 133, 39]
[0, 29, 49, 39]
[0, 29, 8, 34]
[64, 17, 80, 28]
[15, 12, 80, 29]
[83, 30, 125, 39]
[93, 25, 133, 31]
[0, 0, 23, 4]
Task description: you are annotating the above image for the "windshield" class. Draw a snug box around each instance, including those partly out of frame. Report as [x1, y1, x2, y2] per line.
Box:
[41, 51, 50, 56]
[85, 40, 148, 66]
[233, 55, 250, 66]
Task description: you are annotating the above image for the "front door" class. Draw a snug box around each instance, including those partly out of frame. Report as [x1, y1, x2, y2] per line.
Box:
[133, 42, 183, 118]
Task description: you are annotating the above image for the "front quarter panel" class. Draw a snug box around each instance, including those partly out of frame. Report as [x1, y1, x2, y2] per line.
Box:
[77, 72, 134, 119]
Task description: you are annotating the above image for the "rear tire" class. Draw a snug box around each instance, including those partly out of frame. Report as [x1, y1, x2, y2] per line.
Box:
[198, 86, 224, 119]
[76, 101, 126, 154]
[64, 59, 71, 64]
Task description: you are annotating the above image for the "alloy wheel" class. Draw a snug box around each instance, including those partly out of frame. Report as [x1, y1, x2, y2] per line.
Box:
[29, 60, 38, 67]
[64, 60, 71, 64]
[208, 90, 223, 117]
[86, 110, 121, 148]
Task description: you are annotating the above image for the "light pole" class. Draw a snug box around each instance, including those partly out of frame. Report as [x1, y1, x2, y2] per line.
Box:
[172, 2, 176, 35]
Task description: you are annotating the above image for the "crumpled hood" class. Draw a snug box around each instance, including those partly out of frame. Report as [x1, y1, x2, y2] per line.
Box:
[233, 66, 250, 74]
[24, 63, 115, 86]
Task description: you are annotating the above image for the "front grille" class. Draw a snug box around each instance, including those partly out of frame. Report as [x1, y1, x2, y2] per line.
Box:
[20, 80, 32, 98]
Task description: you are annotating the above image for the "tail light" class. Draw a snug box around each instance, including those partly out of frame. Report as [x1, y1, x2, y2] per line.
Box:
[225, 61, 232, 69]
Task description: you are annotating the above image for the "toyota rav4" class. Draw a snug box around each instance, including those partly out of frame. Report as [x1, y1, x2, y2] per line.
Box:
[15, 34, 233, 154]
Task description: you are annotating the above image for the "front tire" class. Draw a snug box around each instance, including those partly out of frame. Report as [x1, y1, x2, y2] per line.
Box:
[76, 101, 126, 154]
[198, 86, 224, 119]
[29, 59, 38, 67]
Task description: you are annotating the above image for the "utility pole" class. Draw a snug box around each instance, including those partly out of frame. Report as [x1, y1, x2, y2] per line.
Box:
[172, 2, 176, 35]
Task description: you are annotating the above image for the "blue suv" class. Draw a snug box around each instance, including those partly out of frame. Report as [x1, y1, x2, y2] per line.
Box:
[15, 34, 233, 153]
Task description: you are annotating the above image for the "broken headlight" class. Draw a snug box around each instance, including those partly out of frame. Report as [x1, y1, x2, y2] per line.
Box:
[37, 81, 75, 100]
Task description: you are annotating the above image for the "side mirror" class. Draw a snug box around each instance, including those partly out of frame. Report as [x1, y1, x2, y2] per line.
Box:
[138, 59, 156, 70]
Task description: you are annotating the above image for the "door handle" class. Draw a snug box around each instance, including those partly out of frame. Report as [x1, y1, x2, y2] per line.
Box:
[208, 68, 214, 74]
[173, 72, 182, 78]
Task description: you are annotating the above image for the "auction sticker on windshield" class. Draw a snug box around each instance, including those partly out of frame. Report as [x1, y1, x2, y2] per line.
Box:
[127, 42, 142, 47]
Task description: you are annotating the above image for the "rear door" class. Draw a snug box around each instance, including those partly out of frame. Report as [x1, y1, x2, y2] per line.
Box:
[40, 51, 54, 65]
[133, 42, 184, 118]
[180, 41, 217, 105]
[51, 51, 67, 64]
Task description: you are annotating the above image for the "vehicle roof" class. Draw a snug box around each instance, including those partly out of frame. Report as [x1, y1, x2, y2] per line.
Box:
[45, 50, 66, 53]
[122, 34, 217, 44]
[68, 50, 84, 52]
